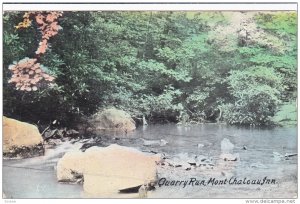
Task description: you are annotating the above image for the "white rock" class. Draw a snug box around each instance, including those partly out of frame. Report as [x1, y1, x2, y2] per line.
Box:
[197, 144, 205, 148]
[221, 138, 234, 153]
[160, 139, 168, 146]
[273, 152, 284, 161]
[57, 144, 160, 195]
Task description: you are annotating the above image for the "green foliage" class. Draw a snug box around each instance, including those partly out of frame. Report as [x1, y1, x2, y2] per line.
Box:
[3, 11, 297, 126]
[150, 85, 184, 118]
[271, 101, 297, 126]
[255, 12, 297, 37]
[224, 66, 283, 125]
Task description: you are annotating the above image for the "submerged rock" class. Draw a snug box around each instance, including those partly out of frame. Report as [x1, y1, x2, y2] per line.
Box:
[196, 155, 214, 167]
[142, 138, 168, 146]
[88, 108, 136, 133]
[3, 116, 44, 158]
[250, 162, 267, 169]
[273, 152, 284, 161]
[57, 144, 160, 195]
[163, 153, 213, 170]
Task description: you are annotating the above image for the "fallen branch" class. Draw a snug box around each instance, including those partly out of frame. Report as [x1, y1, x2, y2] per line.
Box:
[41, 125, 51, 136]
[285, 153, 297, 157]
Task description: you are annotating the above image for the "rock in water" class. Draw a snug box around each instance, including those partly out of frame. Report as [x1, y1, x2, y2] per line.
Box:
[160, 139, 168, 146]
[196, 155, 214, 166]
[142, 139, 159, 146]
[142, 139, 168, 147]
[3, 116, 44, 158]
[220, 153, 239, 161]
[57, 144, 160, 195]
[197, 143, 205, 148]
[250, 162, 267, 169]
[56, 151, 85, 182]
[273, 152, 284, 161]
[221, 138, 234, 153]
[164, 153, 196, 169]
[88, 108, 136, 133]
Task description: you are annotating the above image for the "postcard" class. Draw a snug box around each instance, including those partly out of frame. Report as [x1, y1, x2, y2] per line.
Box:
[2, 2, 298, 202]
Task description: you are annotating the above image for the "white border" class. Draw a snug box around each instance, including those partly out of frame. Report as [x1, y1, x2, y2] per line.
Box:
[2, 3, 298, 11]
[1, 1, 299, 204]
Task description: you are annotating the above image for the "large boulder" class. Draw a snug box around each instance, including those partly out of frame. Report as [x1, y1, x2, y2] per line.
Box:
[88, 108, 136, 133]
[56, 150, 85, 182]
[57, 144, 160, 195]
[3, 116, 44, 158]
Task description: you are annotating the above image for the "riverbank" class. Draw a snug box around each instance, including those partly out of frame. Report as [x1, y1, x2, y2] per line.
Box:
[3, 124, 297, 198]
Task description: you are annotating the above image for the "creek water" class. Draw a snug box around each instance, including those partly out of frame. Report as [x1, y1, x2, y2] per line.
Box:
[3, 124, 297, 198]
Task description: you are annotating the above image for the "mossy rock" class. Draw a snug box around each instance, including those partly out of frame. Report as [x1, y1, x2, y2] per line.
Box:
[88, 108, 136, 132]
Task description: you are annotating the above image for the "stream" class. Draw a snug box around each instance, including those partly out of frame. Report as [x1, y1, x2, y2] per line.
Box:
[3, 124, 297, 198]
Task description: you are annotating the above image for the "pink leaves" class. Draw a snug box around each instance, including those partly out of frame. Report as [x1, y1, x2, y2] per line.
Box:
[35, 12, 63, 54]
[35, 13, 45, 25]
[9, 11, 63, 91]
[15, 11, 63, 55]
[8, 58, 55, 92]
[35, 39, 48, 54]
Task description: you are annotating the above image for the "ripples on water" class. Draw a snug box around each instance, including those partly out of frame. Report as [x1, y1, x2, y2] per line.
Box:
[3, 124, 297, 198]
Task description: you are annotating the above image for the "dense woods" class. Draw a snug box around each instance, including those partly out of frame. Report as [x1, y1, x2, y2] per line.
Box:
[3, 11, 297, 127]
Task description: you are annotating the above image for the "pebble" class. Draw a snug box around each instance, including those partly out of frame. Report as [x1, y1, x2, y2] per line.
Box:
[220, 153, 239, 161]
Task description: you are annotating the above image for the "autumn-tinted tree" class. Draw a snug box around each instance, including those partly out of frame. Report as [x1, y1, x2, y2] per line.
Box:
[3, 11, 297, 126]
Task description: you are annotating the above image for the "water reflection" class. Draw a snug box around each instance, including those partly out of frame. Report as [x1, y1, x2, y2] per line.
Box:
[3, 124, 297, 198]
